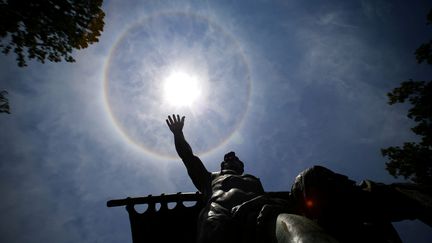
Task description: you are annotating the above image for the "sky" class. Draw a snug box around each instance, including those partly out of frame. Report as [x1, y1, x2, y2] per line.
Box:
[0, 0, 431, 242]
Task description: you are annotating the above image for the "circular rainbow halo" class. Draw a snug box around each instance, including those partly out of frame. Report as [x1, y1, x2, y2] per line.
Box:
[104, 12, 251, 158]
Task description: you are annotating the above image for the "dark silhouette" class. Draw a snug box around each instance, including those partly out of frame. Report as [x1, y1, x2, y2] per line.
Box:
[0, 0, 105, 67]
[166, 114, 292, 243]
[0, 90, 10, 114]
[107, 191, 340, 243]
[106, 115, 431, 243]
[107, 192, 205, 243]
[381, 9, 432, 185]
[291, 165, 431, 243]
[165, 114, 431, 243]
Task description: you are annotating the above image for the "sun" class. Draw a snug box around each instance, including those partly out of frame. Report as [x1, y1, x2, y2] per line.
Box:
[163, 71, 202, 107]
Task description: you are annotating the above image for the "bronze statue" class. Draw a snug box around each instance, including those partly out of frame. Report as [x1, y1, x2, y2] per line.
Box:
[166, 114, 431, 243]
[106, 115, 431, 243]
[167, 114, 284, 242]
[166, 114, 334, 243]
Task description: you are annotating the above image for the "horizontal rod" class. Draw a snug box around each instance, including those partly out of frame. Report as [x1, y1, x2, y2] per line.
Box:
[106, 192, 203, 207]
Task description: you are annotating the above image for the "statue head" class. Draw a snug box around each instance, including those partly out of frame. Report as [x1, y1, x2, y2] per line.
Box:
[221, 151, 244, 175]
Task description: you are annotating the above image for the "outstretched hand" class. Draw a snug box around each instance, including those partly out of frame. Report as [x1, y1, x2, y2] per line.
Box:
[166, 114, 185, 134]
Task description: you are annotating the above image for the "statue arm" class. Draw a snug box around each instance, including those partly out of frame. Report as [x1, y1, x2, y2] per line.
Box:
[166, 115, 211, 193]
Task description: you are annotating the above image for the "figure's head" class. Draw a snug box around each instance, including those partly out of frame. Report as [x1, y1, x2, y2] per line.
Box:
[220, 151, 244, 175]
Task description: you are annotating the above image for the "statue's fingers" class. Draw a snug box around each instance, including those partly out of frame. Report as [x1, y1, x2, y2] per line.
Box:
[176, 114, 180, 122]
[172, 114, 177, 122]
[168, 115, 174, 124]
[166, 119, 171, 127]
[181, 116, 185, 124]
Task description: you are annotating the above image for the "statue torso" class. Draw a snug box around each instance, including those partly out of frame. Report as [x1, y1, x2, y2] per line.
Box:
[209, 171, 265, 210]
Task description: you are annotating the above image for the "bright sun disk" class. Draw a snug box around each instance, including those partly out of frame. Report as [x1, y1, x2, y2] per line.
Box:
[163, 71, 201, 107]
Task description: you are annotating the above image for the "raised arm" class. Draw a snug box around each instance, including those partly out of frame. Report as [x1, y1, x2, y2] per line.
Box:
[166, 114, 211, 193]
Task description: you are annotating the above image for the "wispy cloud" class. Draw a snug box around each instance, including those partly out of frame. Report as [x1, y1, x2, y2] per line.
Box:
[1, 1, 431, 243]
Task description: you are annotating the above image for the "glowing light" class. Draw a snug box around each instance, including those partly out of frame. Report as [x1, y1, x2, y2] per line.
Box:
[306, 199, 314, 208]
[163, 71, 201, 107]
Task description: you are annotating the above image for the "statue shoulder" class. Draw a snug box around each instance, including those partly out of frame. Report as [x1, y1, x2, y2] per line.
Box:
[242, 173, 261, 181]
[211, 171, 221, 179]
[210, 172, 224, 183]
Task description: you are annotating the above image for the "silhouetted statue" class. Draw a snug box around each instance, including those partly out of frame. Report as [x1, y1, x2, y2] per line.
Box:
[166, 114, 431, 243]
[167, 115, 285, 242]
[290, 165, 432, 242]
[106, 115, 431, 243]
[166, 114, 335, 243]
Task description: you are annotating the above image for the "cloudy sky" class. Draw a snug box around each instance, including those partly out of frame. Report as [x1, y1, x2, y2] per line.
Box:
[1, 0, 431, 242]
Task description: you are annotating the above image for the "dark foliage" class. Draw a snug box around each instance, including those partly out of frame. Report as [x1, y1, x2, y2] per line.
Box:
[0, 90, 10, 114]
[381, 9, 432, 185]
[0, 0, 105, 67]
